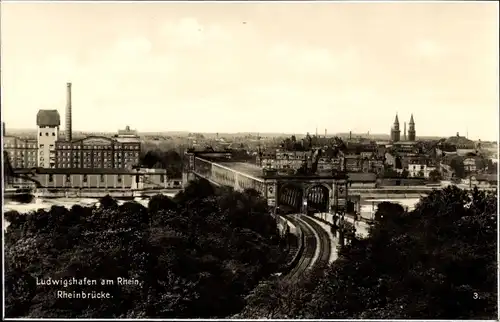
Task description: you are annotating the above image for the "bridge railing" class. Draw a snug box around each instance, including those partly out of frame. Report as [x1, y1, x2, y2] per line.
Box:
[194, 157, 213, 179]
[193, 157, 266, 188]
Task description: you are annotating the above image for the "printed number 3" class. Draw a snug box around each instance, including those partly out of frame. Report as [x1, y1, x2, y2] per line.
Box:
[473, 292, 479, 299]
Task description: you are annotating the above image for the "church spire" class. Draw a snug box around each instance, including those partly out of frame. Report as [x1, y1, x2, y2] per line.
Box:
[394, 113, 399, 124]
[408, 114, 416, 141]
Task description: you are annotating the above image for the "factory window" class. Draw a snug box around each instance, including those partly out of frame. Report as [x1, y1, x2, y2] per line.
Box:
[117, 175, 122, 183]
[83, 175, 88, 183]
[66, 175, 71, 183]
[49, 175, 53, 183]
[45, 132, 49, 136]
[39, 132, 42, 136]
[52, 133, 55, 136]
[40, 144, 44, 148]
[160, 175, 165, 183]
[100, 175, 105, 183]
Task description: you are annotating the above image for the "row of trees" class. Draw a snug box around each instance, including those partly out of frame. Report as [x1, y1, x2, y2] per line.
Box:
[5, 180, 285, 318]
[239, 186, 497, 319]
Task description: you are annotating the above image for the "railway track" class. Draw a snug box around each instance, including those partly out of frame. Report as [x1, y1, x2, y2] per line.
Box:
[300, 215, 332, 267]
[284, 214, 331, 280]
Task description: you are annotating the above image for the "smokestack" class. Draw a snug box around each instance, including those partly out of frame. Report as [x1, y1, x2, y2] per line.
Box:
[404, 122, 407, 141]
[349, 131, 352, 140]
[2, 122, 5, 137]
[66, 82, 72, 142]
[324, 129, 327, 138]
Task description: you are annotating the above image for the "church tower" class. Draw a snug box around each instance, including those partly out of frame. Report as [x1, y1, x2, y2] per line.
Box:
[408, 114, 416, 141]
[390, 113, 401, 142]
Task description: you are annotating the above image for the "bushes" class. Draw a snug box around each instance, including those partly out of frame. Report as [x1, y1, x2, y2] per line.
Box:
[5, 180, 284, 318]
[240, 186, 497, 319]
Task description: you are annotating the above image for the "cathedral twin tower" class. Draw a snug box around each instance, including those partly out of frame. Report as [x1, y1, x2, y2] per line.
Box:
[390, 113, 415, 142]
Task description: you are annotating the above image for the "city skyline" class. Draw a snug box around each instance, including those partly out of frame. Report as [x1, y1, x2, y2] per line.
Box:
[2, 1, 498, 141]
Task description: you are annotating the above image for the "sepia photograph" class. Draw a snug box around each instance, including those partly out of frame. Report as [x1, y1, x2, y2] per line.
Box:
[1, 0, 498, 319]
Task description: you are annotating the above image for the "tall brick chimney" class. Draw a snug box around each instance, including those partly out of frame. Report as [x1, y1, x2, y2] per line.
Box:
[66, 82, 72, 142]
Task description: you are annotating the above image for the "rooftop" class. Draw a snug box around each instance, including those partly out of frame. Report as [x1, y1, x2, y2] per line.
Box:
[393, 141, 418, 145]
[347, 172, 377, 182]
[221, 162, 364, 181]
[36, 110, 61, 127]
[445, 134, 475, 147]
[475, 174, 498, 182]
[117, 125, 139, 136]
[14, 167, 166, 175]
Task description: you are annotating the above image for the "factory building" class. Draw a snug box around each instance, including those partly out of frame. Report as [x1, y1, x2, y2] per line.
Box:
[53, 82, 141, 169]
[55, 136, 140, 169]
[4, 82, 142, 170]
[3, 135, 38, 168]
[31, 168, 167, 189]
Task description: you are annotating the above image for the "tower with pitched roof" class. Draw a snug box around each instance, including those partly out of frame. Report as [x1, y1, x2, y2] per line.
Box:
[390, 113, 401, 142]
[408, 114, 416, 141]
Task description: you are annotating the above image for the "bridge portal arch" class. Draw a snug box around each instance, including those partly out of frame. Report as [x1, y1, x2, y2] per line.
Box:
[277, 182, 304, 213]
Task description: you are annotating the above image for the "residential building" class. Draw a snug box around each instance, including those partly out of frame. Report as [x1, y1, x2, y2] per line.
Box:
[344, 155, 362, 172]
[463, 157, 477, 173]
[408, 162, 436, 178]
[392, 141, 419, 154]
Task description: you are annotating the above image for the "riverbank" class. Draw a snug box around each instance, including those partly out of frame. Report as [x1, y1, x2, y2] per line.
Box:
[2, 192, 179, 230]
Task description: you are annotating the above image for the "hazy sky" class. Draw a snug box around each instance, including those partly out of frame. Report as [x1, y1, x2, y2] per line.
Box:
[2, 1, 498, 140]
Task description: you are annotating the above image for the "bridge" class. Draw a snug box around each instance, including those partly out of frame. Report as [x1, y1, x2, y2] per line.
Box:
[3, 151, 42, 188]
[183, 152, 353, 214]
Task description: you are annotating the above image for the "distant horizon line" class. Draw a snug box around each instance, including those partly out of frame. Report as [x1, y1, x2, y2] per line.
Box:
[3, 127, 495, 142]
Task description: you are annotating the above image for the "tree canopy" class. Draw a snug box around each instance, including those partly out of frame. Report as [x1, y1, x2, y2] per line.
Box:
[240, 186, 497, 319]
[5, 179, 285, 318]
[139, 149, 183, 178]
